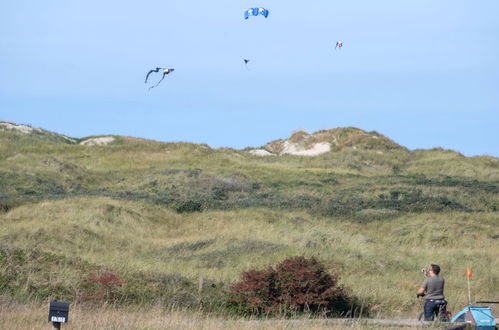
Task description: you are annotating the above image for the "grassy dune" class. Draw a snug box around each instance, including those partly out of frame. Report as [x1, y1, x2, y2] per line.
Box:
[0, 125, 498, 321]
[1, 197, 497, 317]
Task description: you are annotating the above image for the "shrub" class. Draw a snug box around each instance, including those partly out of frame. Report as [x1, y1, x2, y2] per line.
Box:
[174, 200, 203, 213]
[0, 196, 23, 213]
[89, 272, 124, 302]
[211, 186, 229, 201]
[230, 268, 277, 314]
[229, 256, 357, 316]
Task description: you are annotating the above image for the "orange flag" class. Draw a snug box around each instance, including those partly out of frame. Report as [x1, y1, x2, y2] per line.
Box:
[466, 267, 473, 278]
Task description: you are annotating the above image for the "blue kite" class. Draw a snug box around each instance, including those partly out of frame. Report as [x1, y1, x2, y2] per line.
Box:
[244, 7, 269, 19]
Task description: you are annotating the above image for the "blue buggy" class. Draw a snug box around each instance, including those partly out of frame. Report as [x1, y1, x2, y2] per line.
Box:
[450, 302, 497, 330]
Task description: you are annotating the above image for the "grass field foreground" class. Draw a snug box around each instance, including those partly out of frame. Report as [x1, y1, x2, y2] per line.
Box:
[0, 301, 448, 330]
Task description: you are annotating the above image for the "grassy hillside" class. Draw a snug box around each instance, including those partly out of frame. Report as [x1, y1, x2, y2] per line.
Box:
[0, 123, 498, 318]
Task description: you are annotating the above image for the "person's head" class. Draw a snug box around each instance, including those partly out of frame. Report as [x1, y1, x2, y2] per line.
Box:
[429, 264, 441, 275]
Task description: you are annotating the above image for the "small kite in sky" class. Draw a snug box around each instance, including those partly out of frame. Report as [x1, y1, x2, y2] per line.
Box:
[244, 7, 269, 19]
[243, 59, 250, 70]
[335, 41, 343, 50]
[145, 67, 174, 90]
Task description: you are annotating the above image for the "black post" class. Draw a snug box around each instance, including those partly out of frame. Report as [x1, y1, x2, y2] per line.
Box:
[52, 322, 61, 330]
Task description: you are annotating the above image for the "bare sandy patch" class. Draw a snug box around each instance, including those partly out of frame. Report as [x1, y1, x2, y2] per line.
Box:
[80, 137, 115, 146]
[281, 141, 331, 156]
[0, 122, 35, 134]
[249, 149, 274, 156]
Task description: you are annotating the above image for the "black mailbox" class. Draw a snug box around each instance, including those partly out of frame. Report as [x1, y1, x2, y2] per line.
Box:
[48, 301, 69, 323]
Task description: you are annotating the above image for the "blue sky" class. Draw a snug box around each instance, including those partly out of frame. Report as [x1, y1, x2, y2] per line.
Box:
[1, 0, 498, 156]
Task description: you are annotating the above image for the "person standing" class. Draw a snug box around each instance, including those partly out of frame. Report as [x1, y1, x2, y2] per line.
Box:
[416, 264, 445, 321]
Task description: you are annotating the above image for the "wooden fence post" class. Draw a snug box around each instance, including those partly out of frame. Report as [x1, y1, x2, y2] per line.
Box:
[198, 273, 204, 294]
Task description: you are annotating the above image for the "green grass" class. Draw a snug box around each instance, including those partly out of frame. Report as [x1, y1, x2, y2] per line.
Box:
[0, 125, 498, 318]
[1, 197, 497, 317]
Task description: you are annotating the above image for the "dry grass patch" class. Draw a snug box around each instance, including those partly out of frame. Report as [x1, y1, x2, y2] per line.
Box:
[0, 302, 444, 329]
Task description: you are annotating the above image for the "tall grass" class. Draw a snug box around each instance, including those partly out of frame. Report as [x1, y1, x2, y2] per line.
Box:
[0, 301, 447, 329]
[1, 197, 497, 317]
[0, 128, 498, 320]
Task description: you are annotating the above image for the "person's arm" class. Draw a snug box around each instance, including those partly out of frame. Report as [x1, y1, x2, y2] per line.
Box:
[417, 278, 428, 297]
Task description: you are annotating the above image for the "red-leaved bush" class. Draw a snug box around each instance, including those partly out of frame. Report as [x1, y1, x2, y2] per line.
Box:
[89, 272, 124, 302]
[230, 256, 354, 316]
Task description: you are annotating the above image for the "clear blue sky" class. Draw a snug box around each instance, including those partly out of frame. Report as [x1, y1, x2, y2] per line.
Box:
[1, 0, 498, 156]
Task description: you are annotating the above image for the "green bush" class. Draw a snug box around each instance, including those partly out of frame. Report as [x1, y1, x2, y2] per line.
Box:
[174, 200, 203, 213]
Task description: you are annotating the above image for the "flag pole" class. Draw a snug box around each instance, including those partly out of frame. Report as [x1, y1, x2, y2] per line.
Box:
[467, 275, 471, 305]
[466, 267, 472, 305]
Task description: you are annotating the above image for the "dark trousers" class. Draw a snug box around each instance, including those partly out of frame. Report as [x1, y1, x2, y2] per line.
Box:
[423, 300, 441, 321]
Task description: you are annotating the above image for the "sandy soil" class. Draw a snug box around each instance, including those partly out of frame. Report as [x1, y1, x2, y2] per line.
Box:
[249, 149, 274, 156]
[0, 122, 35, 134]
[80, 137, 115, 146]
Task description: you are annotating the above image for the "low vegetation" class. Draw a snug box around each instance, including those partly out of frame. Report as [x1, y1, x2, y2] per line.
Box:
[0, 302, 448, 329]
[229, 256, 360, 316]
[0, 123, 498, 323]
